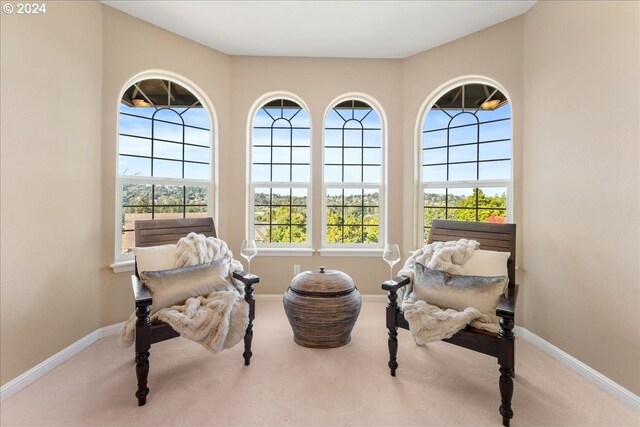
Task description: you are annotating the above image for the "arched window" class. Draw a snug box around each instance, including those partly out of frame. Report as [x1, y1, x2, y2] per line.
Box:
[116, 77, 213, 261]
[323, 97, 385, 247]
[250, 96, 311, 246]
[420, 80, 511, 241]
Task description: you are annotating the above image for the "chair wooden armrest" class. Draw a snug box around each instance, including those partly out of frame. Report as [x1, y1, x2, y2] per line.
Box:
[131, 275, 152, 308]
[381, 275, 411, 292]
[233, 271, 260, 286]
[496, 284, 519, 320]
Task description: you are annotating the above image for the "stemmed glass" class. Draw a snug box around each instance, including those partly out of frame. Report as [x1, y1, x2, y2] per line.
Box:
[383, 243, 401, 283]
[240, 239, 258, 274]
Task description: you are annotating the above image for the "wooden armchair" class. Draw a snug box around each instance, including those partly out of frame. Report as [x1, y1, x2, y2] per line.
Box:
[382, 220, 518, 426]
[131, 217, 259, 406]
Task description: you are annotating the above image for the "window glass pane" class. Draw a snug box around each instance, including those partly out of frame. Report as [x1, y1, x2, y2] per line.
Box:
[253, 128, 271, 146]
[184, 162, 210, 180]
[325, 148, 342, 164]
[363, 190, 379, 206]
[254, 225, 269, 243]
[479, 160, 511, 180]
[423, 109, 450, 131]
[423, 165, 447, 182]
[272, 147, 291, 163]
[324, 165, 342, 183]
[363, 130, 381, 147]
[448, 163, 477, 181]
[122, 183, 152, 206]
[363, 207, 379, 224]
[253, 147, 270, 164]
[361, 111, 381, 128]
[344, 189, 362, 206]
[254, 188, 270, 205]
[185, 126, 210, 147]
[424, 188, 446, 207]
[154, 185, 184, 206]
[450, 112, 477, 127]
[181, 108, 210, 129]
[343, 226, 362, 243]
[289, 109, 309, 128]
[154, 108, 182, 125]
[479, 140, 511, 161]
[480, 119, 511, 142]
[120, 103, 155, 118]
[254, 206, 270, 223]
[271, 165, 290, 182]
[119, 155, 151, 177]
[186, 186, 208, 205]
[154, 141, 182, 160]
[423, 148, 447, 165]
[449, 144, 477, 163]
[343, 129, 362, 147]
[185, 206, 207, 218]
[154, 121, 182, 142]
[119, 135, 151, 157]
[292, 128, 310, 146]
[272, 188, 290, 205]
[119, 115, 151, 138]
[291, 188, 307, 205]
[273, 118, 290, 128]
[326, 226, 342, 243]
[363, 226, 379, 243]
[252, 164, 270, 182]
[325, 129, 342, 147]
[343, 166, 361, 183]
[424, 207, 446, 231]
[253, 108, 274, 128]
[363, 148, 381, 164]
[272, 128, 291, 146]
[291, 165, 310, 182]
[447, 188, 474, 209]
[477, 104, 511, 121]
[344, 119, 361, 130]
[153, 159, 182, 178]
[344, 207, 362, 224]
[292, 147, 310, 164]
[121, 230, 136, 254]
[325, 110, 344, 128]
[327, 188, 342, 206]
[154, 206, 184, 220]
[363, 166, 381, 183]
[423, 129, 447, 149]
[449, 124, 477, 146]
[271, 207, 290, 224]
[184, 145, 210, 163]
[344, 148, 362, 164]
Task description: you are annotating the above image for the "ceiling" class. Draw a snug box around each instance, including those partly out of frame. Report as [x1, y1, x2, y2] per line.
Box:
[102, 1, 537, 59]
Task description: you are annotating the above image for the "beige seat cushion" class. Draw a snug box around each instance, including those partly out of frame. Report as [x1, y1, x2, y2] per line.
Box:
[133, 244, 177, 274]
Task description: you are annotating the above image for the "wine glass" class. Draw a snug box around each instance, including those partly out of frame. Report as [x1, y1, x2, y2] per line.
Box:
[383, 243, 401, 282]
[240, 239, 258, 274]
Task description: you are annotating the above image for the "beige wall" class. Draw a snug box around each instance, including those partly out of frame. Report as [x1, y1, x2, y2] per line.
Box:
[100, 7, 233, 325]
[522, 1, 640, 394]
[0, 1, 104, 384]
[2, 0, 638, 396]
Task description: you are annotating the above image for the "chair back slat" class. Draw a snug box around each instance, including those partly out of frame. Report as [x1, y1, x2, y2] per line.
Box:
[134, 218, 216, 248]
[428, 220, 516, 285]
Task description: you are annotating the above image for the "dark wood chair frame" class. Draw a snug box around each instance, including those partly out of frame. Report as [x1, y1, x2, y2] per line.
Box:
[131, 217, 259, 406]
[382, 220, 518, 427]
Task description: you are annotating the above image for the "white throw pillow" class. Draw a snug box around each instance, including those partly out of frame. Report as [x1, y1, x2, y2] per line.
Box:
[140, 258, 232, 310]
[462, 249, 510, 280]
[413, 263, 508, 321]
[134, 244, 177, 274]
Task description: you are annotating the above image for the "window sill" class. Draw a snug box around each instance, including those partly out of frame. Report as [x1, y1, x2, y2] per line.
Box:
[318, 248, 383, 257]
[110, 260, 134, 273]
[256, 248, 315, 257]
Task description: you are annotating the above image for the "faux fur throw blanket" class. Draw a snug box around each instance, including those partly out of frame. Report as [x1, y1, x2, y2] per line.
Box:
[396, 239, 499, 345]
[119, 234, 249, 352]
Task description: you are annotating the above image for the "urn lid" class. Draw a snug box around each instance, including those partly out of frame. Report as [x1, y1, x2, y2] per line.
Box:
[290, 266, 355, 295]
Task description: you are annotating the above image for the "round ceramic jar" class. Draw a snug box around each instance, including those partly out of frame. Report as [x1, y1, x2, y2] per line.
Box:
[283, 266, 362, 348]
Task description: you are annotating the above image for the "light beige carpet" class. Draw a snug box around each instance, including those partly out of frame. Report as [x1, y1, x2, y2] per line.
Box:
[1, 301, 638, 427]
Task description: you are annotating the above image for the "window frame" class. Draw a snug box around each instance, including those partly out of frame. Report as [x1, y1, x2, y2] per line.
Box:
[247, 93, 313, 251]
[113, 71, 217, 265]
[321, 94, 387, 251]
[415, 77, 513, 247]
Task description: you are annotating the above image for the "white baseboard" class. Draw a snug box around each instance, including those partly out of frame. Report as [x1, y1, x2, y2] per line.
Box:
[515, 326, 640, 411]
[0, 322, 124, 402]
[2, 311, 638, 412]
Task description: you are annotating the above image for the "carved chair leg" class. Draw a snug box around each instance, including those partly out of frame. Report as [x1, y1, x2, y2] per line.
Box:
[498, 317, 515, 427]
[243, 285, 255, 366]
[135, 305, 151, 406]
[386, 289, 399, 376]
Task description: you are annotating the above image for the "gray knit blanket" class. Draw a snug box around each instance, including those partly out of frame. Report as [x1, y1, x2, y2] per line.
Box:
[119, 233, 249, 352]
[397, 239, 498, 345]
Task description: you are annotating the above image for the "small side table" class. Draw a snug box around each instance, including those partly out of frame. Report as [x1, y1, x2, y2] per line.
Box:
[283, 267, 362, 348]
